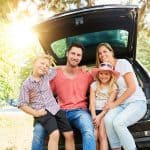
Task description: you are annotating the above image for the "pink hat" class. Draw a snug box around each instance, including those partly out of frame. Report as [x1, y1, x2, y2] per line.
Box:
[92, 63, 120, 78]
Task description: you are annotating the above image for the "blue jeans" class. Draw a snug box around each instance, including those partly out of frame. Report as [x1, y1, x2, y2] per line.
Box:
[65, 109, 96, 150]
[32, 122, 47, 150]
[104, 100, 147, 150]
[32, 109, 96, 150]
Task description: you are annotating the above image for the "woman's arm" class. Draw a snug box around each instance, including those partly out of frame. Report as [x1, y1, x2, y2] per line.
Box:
[96, 110, 107, 122]
[114, 72, 136, 106]
[105, 72, 136, 109]
[108, 87, 118, 103]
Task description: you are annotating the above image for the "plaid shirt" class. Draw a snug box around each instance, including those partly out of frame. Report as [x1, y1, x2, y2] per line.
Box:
[18, 68, 60, 115]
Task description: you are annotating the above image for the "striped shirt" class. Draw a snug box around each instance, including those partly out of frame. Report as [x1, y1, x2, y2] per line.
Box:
[18, 68, 60, 115]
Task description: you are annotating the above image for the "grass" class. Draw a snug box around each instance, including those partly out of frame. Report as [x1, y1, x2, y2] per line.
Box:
[0, 111, 34, 150]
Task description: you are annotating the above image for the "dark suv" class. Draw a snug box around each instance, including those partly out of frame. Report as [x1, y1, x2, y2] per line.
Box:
[33, 4, 150, 149]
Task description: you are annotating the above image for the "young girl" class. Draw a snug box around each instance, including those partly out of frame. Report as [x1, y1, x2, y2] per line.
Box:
[90, 62, 119, 150]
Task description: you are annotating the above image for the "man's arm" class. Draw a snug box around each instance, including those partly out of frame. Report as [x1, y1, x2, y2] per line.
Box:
[89, 87, 96, 119]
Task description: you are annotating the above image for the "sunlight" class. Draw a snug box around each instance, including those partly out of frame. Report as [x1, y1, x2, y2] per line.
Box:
[7, 0, 54, 50]
[8, 22, 37, 49]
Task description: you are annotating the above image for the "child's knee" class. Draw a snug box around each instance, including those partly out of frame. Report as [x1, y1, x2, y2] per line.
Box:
[63, 131, 74, 140]
[94, 130, 98, 141]
[49, 130, 60, 140]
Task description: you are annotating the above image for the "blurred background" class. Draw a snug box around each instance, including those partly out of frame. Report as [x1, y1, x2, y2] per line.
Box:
[0, 0, 149, 149]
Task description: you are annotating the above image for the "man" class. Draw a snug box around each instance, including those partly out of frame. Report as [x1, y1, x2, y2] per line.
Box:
[32, 43, 96, 150]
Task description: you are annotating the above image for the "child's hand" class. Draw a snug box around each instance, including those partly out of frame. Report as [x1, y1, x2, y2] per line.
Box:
[92, 116, 97, 127]
[34, 109, 47, 117]
[92, 116, 99, 128]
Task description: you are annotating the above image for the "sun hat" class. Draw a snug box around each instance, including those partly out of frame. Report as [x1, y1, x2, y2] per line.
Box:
[92, 62, 120, 78]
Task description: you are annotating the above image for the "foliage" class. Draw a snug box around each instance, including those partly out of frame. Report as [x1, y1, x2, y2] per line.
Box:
[0, 22, 43, 101]
[0, 23, 16, 101]
[138, 0, 150, 34]
[52, 39, 67, 58]
[137, 31, 150, 71]
[40, 0, 89, 13]
[0, 0, 16, 20]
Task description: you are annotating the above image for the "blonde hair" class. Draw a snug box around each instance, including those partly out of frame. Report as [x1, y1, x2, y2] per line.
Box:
[95, 72, 116, 96]
[96, 43, 115, 67]
[33, 54, 55, 66]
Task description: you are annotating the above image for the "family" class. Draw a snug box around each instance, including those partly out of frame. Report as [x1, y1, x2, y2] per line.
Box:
[18, 43, 147, 150]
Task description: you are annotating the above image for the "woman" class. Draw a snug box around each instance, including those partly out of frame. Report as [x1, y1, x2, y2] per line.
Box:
[96, 43, 147, 150]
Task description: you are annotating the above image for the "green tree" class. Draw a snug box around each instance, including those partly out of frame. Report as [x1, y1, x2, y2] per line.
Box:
[0, 22, 43, 101]
[136, 0, 150, 71]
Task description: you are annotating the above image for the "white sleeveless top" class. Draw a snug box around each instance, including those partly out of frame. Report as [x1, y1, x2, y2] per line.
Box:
[90, 81, 117, 110]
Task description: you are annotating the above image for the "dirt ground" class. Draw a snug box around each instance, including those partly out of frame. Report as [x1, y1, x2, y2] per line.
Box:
[0, 111, 33, 150]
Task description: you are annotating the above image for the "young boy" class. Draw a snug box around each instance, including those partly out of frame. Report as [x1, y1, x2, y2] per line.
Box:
[18, 54, 75, 150]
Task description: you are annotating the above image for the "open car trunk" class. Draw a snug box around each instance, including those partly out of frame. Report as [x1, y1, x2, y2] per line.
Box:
[34, 5, 138, 64]
[33, 4, 150, 149]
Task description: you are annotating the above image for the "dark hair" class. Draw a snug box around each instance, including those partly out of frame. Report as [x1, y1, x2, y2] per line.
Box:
[67, 43, 85, 53]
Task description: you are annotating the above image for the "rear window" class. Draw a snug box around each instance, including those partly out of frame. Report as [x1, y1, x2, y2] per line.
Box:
[51, 29, 128, 59]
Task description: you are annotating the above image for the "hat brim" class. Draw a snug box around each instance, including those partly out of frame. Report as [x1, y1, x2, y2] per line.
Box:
[92, 67, 120, 78]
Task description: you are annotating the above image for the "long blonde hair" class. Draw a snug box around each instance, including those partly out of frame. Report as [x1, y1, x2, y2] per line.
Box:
[95, 71, 116, 96]
[96, 43, 115, 67]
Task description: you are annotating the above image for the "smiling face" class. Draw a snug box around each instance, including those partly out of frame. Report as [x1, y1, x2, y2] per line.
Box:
[96, 43, 115, 67]
[66, 46, 83, 67]
[97, 70, 112, 84]
[33, 58, 50, 76]
[98, 46, 112, 62]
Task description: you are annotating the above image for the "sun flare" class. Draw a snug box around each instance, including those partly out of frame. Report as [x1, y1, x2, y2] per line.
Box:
[8, 22, 37, 49]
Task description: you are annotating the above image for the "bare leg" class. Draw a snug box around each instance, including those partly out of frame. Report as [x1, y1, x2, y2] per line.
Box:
[94, 128, 99, 150]
[48, 130, 59, 150]
[98, 119, 108, 150]
[62, 131, 75, 150]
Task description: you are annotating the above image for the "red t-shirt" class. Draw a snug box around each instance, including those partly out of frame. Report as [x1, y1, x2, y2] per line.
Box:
[50, 68, 93, 110]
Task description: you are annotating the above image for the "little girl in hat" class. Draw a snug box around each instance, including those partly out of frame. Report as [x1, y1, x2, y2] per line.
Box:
[90, 62, 119, 150]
